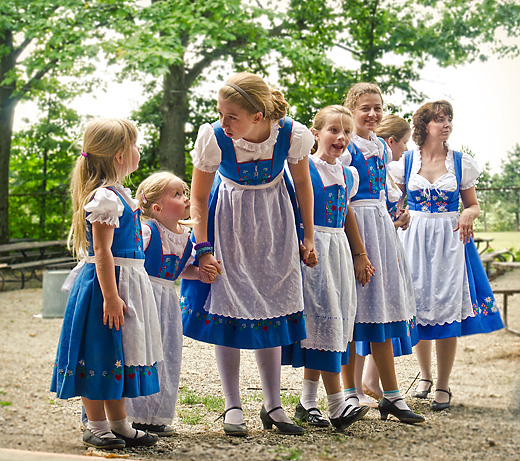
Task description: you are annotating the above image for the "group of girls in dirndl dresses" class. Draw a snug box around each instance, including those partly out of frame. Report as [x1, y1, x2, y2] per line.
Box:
[51, 75, 503, 450]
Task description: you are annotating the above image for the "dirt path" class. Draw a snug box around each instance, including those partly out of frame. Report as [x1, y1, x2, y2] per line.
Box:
[0, 272, 519, 460]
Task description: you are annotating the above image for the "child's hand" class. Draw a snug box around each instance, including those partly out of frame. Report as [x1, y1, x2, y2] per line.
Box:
[200, 262, 219, 284]
[103, 295, 127, 330]
[354, 254, 375, 287]
[300, 238, 318, 268]
[394, 207, 410, 230]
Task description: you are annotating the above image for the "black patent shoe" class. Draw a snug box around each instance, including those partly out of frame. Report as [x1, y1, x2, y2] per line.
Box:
[111, 429, 158, 447]
[260, 405, 304, 435]
[330, 405, 369, 432]
[412, 379, 433, 399]
[294, 402, 330, 427]
[82, 429, 125, 450]
[215, 406, 248, 437]
[378, 398, 425, 424]
[431, 389, 452, 412]
[132, 422, 175, 437]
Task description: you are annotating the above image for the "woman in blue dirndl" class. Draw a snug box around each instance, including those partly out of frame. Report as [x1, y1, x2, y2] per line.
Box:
[51, 119, 161, 449]
[389, 100, 503, 411]
[180, 72, 317, 436]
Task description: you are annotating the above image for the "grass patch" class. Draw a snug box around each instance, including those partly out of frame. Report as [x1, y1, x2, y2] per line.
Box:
[177, 388, 224, 425]
[475, 232, 520, 253]
[281, 391, 300, 408]
[1, 401, 12, 407]
[274, 446, 302, 460]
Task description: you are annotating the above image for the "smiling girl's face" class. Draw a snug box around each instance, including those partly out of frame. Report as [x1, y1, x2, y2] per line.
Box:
[313, 114, 353, 165]
[352, 93, 384, 139]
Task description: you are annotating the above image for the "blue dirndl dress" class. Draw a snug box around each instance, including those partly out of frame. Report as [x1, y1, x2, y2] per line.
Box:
[339, 137, 418, 351]
[397, 149, 503, 339]
[282, 156, 358, 373]
[180, 117, 307, 349]
[126, 220, 193, 426]
[51, 186, 161, 401]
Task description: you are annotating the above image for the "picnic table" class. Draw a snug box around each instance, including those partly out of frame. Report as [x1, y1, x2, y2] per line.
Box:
[0, 239, 76, 290]
[474, 236, 494, 255]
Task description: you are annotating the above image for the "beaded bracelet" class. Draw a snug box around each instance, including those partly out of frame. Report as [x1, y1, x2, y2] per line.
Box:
[195, 241, 213, 258]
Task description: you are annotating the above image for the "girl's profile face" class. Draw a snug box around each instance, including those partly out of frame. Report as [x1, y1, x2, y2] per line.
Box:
[217, 97, 260, 141]
[313, 114, 353, 165]
[115, 142, 140, 181]
[352, 93, 383, 139]
[387, 130, 411, 161]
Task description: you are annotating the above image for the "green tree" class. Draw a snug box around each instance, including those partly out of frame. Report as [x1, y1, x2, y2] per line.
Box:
[496, 144, 520, 231]
[9, 97, 81, 240]
[0, 0, 121, 243]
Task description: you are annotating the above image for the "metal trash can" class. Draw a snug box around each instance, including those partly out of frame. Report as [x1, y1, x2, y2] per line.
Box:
[42, 270, 71, 318]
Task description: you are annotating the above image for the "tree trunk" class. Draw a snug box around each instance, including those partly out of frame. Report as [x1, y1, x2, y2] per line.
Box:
[158, 63, 189, 179]
[0, 101, 14, 244]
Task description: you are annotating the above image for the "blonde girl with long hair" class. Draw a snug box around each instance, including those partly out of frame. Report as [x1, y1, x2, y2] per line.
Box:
[51, 118, 161, 450]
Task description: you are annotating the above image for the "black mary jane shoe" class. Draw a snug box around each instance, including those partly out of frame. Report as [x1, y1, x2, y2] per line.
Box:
[378, 398, 425, 424]
[215, 406, 248, 437]
[330, 405, 369, 432]
[411, 379, 433, 399]
[132, 422, 175, 437]
[111, 429, 158, 448]
[82, 429, 126, 450]
[431, 389, 452, 412]
[260, 405, 304, 435]
[294, 402, 330, 427]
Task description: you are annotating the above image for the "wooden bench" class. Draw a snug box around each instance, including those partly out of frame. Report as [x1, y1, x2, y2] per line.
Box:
[0, 240, 73, 290]
[493, 288, 520, 336]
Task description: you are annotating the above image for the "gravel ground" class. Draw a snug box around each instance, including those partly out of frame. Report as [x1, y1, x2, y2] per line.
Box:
[0, 271, 519, 460]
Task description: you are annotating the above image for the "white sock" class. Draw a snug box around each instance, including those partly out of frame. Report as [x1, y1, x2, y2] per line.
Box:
[383, 390, 410, 411]
[255, 347, 291, 424]
[87, 419, 116, 439]
[109, 418, 145, 438]
[215, 345, 244, 425]
[343, 387, 360, 407]
[300, 378, 320, 411]
[328, 391, 355, 419]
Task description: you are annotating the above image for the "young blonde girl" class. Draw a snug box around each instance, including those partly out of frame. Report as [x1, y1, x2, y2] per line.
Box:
[181, 72, 316, 436]
[282, 105, 374, 431]
[125, 172, 216, 436]
[51, 119, 160, 449]
[339, 84, 423, 424]
[354, 114, 416, 407]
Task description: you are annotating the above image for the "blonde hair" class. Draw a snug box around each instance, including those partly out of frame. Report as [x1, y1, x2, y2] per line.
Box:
[68, 118, 138, 257]
[218, 72, 288, 121]
[412, 100, 453, 147]
[311, 105, 353, 154]
[136, 171, 193, 226]
[343, 82, 384, 111]
[375, 114, 411, 142]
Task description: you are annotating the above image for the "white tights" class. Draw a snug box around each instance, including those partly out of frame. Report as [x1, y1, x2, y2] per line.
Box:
[215, 345, 291, 424]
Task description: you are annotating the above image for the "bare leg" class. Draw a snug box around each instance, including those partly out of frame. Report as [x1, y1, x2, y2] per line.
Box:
[82, 397, 107, 422]
[370, 339, 398, 391]
[215, 345, 243, 424]
[341, 341, 356, 390]
[104, 399, 127, 422]
[414, 339, 433, 392]
[363, 355, 383, 399]
[434, 337, 457, 403]
[354, 353, 366, 396]
[255, 347, 291, 423]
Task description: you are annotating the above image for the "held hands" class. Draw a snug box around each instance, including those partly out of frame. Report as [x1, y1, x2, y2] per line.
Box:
[198, 252, 222, 284]
[300, 238, 318, 268]
[454, 211, 475, 244]
[199, 261, 219, 284]
[394, 207, 411, 231]
[103, 294, 127, 330]
[354, 254, 376, 287]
